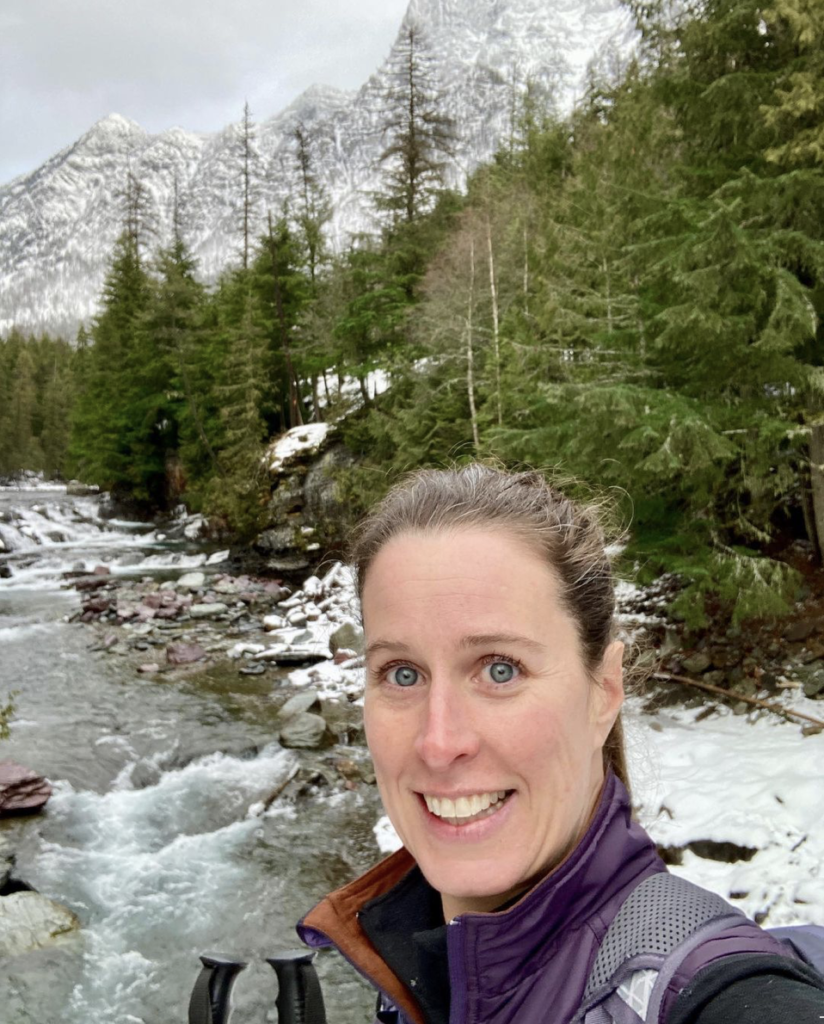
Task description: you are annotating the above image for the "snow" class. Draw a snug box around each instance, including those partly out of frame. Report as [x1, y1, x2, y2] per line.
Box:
[266, 423, 331, 472]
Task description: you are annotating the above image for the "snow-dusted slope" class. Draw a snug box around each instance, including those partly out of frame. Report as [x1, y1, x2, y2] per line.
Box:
[0, 0, 634, 339]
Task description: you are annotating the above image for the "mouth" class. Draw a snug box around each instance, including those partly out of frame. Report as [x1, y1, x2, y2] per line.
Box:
[421, 790, 513, 826]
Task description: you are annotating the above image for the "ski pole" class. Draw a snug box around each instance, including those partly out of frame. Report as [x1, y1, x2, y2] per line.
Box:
[188, 953, 248, 1024]
[266, 948, 328, 1024]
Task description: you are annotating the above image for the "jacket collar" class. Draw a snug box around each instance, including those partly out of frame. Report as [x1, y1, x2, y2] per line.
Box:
[297, 772, 664, 1024]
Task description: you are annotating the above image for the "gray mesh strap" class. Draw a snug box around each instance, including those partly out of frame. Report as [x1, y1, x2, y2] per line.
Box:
[644, 913, 746, 1024]
[584, 873, 739, 1004]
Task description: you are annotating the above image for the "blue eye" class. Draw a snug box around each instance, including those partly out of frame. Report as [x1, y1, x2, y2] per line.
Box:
[484, 661, 518, 684]
[388, 666, 419, 687]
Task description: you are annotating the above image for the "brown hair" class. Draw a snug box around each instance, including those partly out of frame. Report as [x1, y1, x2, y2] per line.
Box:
[350, 464, 629, 791]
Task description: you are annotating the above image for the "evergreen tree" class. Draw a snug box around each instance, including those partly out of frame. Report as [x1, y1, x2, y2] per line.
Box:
[69, 174, 154, 498]
[377, 22, 457, 226]
[293, 122, 332, 288]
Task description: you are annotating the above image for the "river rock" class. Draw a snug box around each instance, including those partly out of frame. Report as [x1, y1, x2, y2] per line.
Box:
[0, 838, 14, 890]
[137, 663, 161, 674]
[177, 571, 206, 591]
[278, 712, 327, 749]
[258, 643, 331, 664]
[278, 690, 321, 718]
[190, 602, 229, 618]
[681, 652, 712, 674]
[0, 762, 52, 816]
[73, 574, 111, 591]
[0, 892, 81, 956]
[329, 621, 364, 655]
[166, 642, 207, 665]
[239, 662, 267, 675]
[798, 664, 824, 699]
[0, 565, 11, 578]
[784, 620, 817, 642]
[65, 480, 98, 496]
[263, 614, 287, 630]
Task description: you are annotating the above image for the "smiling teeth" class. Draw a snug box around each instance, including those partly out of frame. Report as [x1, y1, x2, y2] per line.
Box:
[424, 791, 508, 823]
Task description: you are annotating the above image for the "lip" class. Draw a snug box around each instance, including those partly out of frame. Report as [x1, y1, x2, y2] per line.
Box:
[416, 789, 516, 841]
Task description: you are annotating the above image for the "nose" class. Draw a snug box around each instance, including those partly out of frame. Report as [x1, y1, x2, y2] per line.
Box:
[414, 678, 480, 770]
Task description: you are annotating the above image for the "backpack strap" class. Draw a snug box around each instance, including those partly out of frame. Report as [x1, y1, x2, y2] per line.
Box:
[576, 873, 791, 1024]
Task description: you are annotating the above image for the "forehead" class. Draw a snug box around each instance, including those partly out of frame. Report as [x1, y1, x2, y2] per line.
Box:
[361, 528, 571, 636]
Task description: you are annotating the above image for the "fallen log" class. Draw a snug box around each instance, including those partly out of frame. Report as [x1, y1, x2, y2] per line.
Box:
[652, 671, 824, 730]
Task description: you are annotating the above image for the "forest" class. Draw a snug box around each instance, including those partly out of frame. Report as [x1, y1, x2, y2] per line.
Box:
[1, 0, 823, 628]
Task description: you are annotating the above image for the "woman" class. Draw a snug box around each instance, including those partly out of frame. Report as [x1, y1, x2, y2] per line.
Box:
[298, 465, 824, 1024]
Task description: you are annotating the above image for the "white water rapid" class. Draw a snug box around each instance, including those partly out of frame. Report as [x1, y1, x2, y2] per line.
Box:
[0, 484, 379, 1024]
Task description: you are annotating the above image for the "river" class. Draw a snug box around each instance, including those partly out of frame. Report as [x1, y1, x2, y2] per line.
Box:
[0, 485, 380, 1024]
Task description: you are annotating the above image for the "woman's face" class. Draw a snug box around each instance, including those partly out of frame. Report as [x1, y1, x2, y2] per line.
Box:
[362, 527, 624, 921]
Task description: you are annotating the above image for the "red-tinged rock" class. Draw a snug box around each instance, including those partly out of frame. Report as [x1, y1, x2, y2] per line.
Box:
[75, 575, 111, 591]
[142, 593, 164, 609]
[92, 565, 110, 576]
[80, 610, 95, 623]
[116, 604, 138, 620]
[136, 605, 156, 622]
[166, 642, 207, 665]
[0, 761, 52, 816]
[154, 605, 180, 619]
[101, 634, 118, 649]
[160, 590, 178, 606]
[333, 648, 357, 665]
[83, 596, 111, 613]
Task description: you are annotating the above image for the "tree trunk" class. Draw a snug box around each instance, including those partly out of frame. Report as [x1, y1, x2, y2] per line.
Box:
[808, 422, 824, 562]
[467, 236, 480, 450]
[523, 223, 529, 316]
[311, 375, 323, 423]
[486, 217, 503, 427]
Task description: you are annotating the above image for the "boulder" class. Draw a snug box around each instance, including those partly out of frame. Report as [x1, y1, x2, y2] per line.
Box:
[681, 652, 712, 675]
[0, 892, 81, 956]
[73, 574, 110, 591]
[166, 642, 207, 666]
[189, 602, 229, 619]
[278, 690, 321, 719]
[177, 571, 206, 591]
[784, 620, 817, 642]
[278, 712, 327, 749]
[0, 762, 51, 816]
[329, 621, 364, 656]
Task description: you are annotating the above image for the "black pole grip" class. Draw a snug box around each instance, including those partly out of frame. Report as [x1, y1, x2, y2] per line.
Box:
[266, 948, 328, 1024]
[188, 953, 247, 1024]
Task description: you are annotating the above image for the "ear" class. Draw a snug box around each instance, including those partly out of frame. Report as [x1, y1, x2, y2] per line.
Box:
[590, 640, 625, 745]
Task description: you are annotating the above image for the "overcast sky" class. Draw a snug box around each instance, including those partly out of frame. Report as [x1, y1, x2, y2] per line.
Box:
[0, 0, 411, 186]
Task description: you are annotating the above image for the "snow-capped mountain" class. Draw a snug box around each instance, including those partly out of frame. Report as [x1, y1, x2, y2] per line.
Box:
[0, 0, 634, 339]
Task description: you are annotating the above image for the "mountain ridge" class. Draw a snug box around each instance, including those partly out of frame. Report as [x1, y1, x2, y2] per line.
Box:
[0, 0, 635, 338]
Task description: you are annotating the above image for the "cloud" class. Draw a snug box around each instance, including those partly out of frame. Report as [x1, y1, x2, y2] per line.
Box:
[0, 0, 408, 183]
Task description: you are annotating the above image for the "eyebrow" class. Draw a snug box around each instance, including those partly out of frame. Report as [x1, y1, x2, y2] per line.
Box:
[365, 633, 546, 659]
